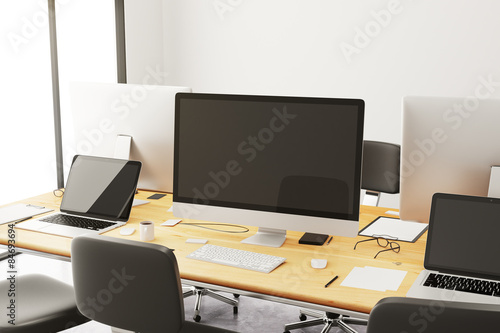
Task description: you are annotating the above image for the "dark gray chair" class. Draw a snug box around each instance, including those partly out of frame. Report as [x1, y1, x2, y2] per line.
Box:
[361, 140, 400, 206]
[0, 274, 88, 332]
[367, 297, 500, 332]
[284, 141, 401, 333]
[71, 234, 237, 333]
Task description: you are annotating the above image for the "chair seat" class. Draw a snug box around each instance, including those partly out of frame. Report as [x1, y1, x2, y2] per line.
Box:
[0, 274, 88, 333]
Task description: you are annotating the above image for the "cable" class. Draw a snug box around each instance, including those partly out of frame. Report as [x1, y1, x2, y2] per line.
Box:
[181, 222, 249, 233]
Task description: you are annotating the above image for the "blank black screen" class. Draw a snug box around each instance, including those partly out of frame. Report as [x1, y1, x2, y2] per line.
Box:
[426, 193, 500, 279]
[174, 94, 364, 220]
[61, 155, 141, 221]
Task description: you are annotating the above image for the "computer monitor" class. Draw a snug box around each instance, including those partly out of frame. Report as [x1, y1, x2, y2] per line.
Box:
[173, 93, 364, 247]
[400, 96, 500, 223]
[70, 82, 191, 193]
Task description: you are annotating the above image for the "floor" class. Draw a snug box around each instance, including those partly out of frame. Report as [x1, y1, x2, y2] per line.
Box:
[61, 293, 368, 333]
[1, 251, 367, 333]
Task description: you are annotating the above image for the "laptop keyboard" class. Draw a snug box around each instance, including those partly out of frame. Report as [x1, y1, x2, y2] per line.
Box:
[39, 214, 117, 231]
[424, 273, 500, 297]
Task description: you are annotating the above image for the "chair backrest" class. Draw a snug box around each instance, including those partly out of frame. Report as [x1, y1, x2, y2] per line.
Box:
[71, 234, 184, 333]
[362, 140, 400, 195]
[367, 297, 500, 333]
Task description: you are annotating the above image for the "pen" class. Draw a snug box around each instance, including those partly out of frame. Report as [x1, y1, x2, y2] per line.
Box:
[326, 236, 333, 245]
[324, 275, 338, 288]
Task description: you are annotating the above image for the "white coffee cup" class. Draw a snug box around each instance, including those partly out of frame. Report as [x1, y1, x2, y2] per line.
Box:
[140, 221, 155, 241]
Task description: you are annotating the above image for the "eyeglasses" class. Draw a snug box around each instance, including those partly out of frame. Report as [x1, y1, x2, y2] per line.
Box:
[353, 235, 400, 259]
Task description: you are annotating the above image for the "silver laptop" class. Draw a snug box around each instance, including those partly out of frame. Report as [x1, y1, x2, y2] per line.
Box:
[407, 193, 500, 304]
[17, 155, 141, 238]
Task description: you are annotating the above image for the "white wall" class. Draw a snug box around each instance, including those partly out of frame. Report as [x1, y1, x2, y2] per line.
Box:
[124, 0, 165, 84]
[125, 0, 500, 208]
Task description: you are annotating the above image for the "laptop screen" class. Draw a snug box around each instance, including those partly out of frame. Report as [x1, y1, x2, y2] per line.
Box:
[60, 155, 141, 221]
[425, 193, 500, 280]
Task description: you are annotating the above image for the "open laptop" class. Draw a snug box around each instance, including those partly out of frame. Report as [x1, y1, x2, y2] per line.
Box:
[407, 193, 500, 304]
[17, 155, 141, 238]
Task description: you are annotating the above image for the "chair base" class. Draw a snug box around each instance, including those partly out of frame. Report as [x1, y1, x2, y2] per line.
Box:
[183, 286, 239, 322]
[284, 309, 367, 333]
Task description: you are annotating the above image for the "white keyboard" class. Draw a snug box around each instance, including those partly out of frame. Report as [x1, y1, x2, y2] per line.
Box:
[186, 244, 286, 273]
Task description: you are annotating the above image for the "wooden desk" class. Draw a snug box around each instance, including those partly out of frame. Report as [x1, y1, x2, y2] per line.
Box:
[0, 191, 426, 317]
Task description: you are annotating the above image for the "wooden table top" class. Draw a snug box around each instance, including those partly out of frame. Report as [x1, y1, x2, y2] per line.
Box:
[0, 190, 426, 314]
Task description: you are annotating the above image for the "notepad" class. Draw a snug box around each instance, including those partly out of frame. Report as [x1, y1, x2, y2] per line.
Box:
[359, 217, 428, 242]
[0, 204, 53, 225]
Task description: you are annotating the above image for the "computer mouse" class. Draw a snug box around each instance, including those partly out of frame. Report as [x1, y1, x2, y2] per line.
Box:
[311, 259, 327, 269]
[119, 227, 135, 236]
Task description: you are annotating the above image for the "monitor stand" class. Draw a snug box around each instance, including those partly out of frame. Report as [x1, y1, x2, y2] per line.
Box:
[241, 227, 286, 248]
[488, 166, 500, 198]
[113, 134, 145, 206]
[113, 134, 133, 160]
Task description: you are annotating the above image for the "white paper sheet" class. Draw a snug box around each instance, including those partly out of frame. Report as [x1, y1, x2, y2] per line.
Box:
[132, 199, 150, 207]
[363, 266, 407, 291]
[384, 210, 400, 216]
[340, 267, 387, 291]
[161, 219, 182, 226]
[340, 266, 407, 292]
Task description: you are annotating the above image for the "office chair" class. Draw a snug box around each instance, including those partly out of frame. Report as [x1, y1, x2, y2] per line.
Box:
[367, 297, 500, 332]
[284, 141, 400, 333]
[361, 140, 400, 206]
[71, 234, 237, 333]
[0, 274, 88, 332]
[183, 287, 239, 322]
